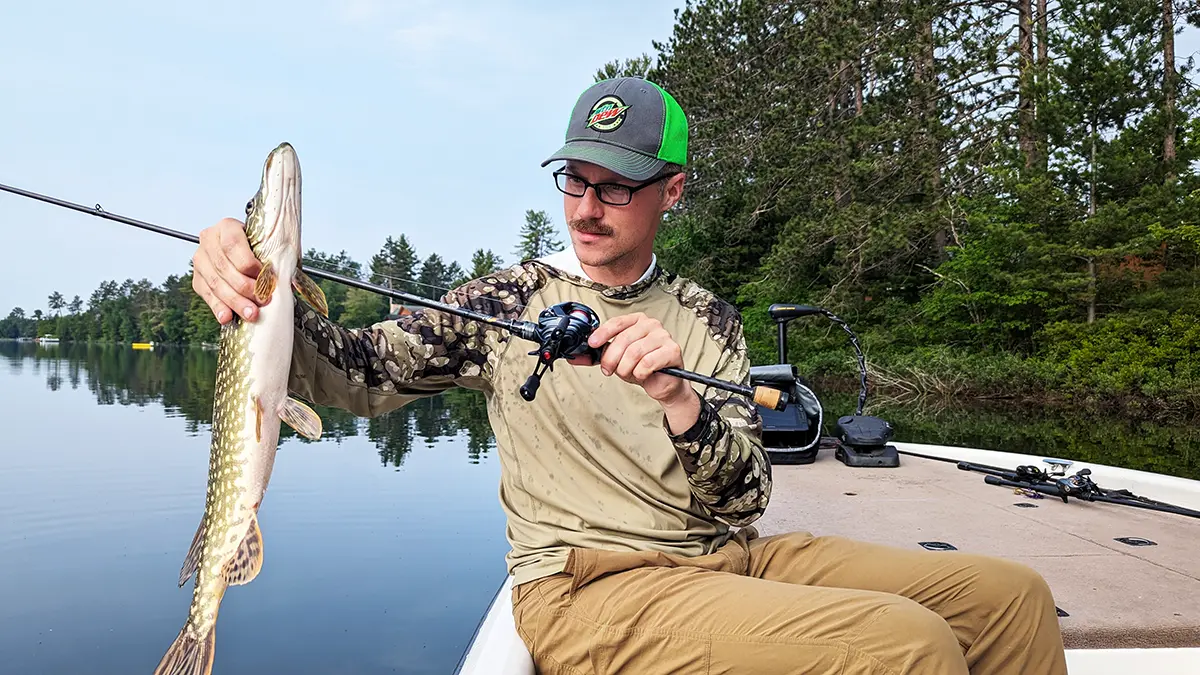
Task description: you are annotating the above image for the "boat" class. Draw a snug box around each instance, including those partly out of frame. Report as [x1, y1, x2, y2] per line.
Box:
[131, 342, 155, 350]
[453, 442, 1200, 674]
[452, 304, 1200, 674]
[35, 334, 59, 344]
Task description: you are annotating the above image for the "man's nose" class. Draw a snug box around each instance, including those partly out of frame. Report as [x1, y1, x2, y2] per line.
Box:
[575, 186, 605, 220]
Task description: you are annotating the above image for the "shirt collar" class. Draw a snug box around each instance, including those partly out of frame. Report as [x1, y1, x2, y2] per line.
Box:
[537, 247, 657, 286]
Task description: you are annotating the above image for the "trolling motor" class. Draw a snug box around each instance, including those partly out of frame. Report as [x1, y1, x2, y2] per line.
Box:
[755, 303, 898, 467]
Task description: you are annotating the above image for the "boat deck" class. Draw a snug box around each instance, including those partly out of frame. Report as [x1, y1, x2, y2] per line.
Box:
[754, 446, 1200, 650]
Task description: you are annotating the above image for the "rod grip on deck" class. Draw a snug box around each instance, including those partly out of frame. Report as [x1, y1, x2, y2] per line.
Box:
[752, 386, 787, 411]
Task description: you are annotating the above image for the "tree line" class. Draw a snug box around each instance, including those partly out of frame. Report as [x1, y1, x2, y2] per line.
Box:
[0, 209, 564, 343]
[596, 0, 1200, 412]
[2, 341, 496, 465]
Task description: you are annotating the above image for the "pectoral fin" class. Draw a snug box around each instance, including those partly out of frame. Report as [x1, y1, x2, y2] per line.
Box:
[178, 519, 206, 587]
[224, 513, 264, 586]
[292, 270, 329, 316]
[255, 397, 263, 443]
[279, 396, 322, 440]
[254, 260, 277, 304]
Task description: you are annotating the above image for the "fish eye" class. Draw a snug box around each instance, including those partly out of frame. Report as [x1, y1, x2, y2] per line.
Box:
[245, 199, 254, 216]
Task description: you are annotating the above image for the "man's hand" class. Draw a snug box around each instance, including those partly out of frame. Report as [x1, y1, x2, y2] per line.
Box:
[584, 312, 701, 434]
[192, 218, 264, 324]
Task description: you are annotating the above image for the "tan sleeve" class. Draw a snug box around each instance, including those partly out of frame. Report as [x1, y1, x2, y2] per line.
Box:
[665, 320, 772, 527]
[286, 264, 542, 419]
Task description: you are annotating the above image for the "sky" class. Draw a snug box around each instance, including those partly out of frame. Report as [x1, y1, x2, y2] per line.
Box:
[0, 0, 685, 314]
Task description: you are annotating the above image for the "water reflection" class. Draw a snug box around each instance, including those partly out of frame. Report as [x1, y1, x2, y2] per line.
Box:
[0, 340, 508, 675]
[822, 391, 1200, 481]
[0, 341, 495, 466]
[4, 341, 1198, 480]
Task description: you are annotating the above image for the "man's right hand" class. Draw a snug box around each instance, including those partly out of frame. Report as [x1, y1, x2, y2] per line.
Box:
[192, 218, 264, 324]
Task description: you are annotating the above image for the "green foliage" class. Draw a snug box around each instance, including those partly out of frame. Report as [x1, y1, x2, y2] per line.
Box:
[416, 253, 451, 299]
[369, 235, 419, 294]
[304, 249, 364, 322]
[1036, 311, 1200, 404]
[589, 0, 1200, 411]
[340, 287, 388, 327]
[514, 209, 563, 262]
[469, 249, 505, 280]
[2, 218, 552, 344]
[594, 54, 656, 82]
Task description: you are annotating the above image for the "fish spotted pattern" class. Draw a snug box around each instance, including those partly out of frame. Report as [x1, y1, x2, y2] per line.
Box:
[152, 142, 325, 675]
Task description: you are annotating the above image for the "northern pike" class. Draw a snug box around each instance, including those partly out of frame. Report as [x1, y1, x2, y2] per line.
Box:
[154, 142, 328, 675]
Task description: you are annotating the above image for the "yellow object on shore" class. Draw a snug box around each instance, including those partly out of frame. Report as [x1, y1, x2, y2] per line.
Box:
[132, 342, 154, 350]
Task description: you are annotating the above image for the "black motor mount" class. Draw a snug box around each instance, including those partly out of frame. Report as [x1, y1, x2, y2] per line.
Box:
[834, 415, 900, 468]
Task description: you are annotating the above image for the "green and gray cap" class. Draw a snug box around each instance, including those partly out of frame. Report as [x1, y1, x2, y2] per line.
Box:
[541, 77, 688, 181]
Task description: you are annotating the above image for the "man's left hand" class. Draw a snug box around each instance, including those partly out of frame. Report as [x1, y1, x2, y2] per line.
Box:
[580, 313, 701, 434]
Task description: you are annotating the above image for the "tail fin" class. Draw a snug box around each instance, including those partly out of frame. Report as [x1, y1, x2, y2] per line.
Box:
[152, 625, 216, 675]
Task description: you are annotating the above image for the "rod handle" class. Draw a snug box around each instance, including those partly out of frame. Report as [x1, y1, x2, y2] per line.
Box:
[752, 386, 788, 411]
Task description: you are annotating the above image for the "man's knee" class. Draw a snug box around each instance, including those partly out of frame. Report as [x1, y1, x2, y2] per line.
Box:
[968, 556, 1057, 614]
[855, 595, 967, 673]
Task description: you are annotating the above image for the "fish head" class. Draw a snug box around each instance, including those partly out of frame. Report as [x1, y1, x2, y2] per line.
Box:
[244, 142, 302, 262]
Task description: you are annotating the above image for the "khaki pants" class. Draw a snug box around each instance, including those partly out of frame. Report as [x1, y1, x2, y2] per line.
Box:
[512, 529, 1067, 674]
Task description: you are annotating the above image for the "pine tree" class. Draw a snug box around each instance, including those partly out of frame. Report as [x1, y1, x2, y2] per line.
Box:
[445, 262, 467, 290]
[469, 249, 505, 279]
[48, 291, 65, 318]
[369, 235, 420, 294]
[595, 54, 655, 82]
[417, 253, 450, 299]
[514, 210, 564, 261]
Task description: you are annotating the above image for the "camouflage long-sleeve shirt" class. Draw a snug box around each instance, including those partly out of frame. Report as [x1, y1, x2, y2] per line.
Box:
[287, 259, 772, 585]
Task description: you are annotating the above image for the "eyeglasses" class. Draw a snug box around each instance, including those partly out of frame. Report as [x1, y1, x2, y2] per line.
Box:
[553, 169, 670, 206]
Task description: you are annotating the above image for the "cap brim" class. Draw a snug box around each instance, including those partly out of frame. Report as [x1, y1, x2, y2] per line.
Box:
[540, 140, 666, 181]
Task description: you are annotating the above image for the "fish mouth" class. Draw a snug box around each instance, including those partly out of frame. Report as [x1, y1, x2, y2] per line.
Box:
[257, 143, 301, 255]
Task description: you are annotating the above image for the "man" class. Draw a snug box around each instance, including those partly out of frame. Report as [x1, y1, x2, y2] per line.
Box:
[191, 77, 1067, 674]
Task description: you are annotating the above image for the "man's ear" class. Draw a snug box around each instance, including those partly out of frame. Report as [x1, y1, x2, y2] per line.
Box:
[661, 173, 686, 212]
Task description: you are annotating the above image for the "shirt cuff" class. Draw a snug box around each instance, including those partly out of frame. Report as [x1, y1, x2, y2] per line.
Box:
[665, 394, 718, 444]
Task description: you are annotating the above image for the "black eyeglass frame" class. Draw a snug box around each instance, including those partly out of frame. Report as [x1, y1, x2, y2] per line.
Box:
[552, 169, 673, 206]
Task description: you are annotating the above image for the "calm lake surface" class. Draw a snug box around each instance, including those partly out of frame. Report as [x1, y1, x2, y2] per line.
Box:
[0, 342, 508, 675]
[2, 342, 1198, 674]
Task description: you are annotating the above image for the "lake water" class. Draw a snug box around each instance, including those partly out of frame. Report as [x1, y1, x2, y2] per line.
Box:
[0, 342, 509, 675]
[2, 342, 1198, 675]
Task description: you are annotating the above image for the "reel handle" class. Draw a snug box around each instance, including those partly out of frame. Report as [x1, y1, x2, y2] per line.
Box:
[520, 375, 541, 401]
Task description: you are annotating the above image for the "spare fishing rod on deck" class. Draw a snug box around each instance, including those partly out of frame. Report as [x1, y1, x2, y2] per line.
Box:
[955, 458, 1200, 520]
[0, 180, 790, 411]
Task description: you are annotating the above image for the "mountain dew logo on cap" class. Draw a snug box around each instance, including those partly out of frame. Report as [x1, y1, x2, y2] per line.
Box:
[586, 95, 631, 132]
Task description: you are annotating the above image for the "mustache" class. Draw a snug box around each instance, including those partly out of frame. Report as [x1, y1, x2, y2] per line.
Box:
[569, 219, 614, 236]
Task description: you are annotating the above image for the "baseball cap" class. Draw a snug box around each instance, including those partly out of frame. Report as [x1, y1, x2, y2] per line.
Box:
[541, 77, 688, 181]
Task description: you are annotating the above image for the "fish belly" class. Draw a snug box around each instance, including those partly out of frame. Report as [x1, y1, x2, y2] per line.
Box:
[184, 280, 293, 637]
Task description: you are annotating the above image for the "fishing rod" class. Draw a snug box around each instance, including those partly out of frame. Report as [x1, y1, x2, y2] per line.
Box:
[957, 459, 1200, 520]
[0, 181, 790, 411]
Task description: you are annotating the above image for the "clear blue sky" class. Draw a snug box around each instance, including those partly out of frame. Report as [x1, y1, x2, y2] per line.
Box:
[0, 0, 684, 314]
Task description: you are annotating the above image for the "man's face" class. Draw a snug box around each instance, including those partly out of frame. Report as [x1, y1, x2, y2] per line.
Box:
[561, 160, 685, 271]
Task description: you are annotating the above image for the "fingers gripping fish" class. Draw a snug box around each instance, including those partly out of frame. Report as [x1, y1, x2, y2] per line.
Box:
[154, 142, 328, 675]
